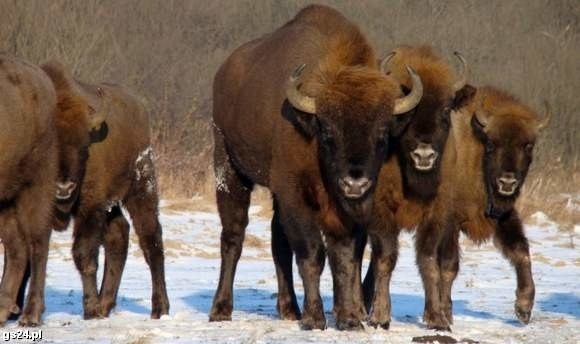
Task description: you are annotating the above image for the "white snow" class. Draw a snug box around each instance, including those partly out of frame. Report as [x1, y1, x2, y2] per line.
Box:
[1, 207, 578, 343]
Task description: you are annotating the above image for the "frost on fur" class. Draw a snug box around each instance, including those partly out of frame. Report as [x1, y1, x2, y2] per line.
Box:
[135, 146, 157, 194]
[215, 163, 230, 193]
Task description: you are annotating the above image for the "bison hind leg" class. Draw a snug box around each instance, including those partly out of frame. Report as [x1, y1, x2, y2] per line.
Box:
[99, 205, 130, 317]
[210, 129, 254, 322]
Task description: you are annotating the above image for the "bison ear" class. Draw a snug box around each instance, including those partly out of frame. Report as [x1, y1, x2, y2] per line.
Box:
[90, 121, 108, 143]
[453, 84, 476, 110]
[390, 112, 413, 138]
[281, 99, 318, 139]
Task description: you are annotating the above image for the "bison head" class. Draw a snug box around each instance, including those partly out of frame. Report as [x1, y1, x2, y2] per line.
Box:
[283, 63, 423, 223]
[42, 61, 109, 222]
[53, 91, 108, 213]
[384, 51, 475, 201]
[471, 98, 551, 214]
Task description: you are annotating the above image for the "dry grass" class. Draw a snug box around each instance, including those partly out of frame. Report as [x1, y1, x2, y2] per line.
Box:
[1, 0, 578, 221]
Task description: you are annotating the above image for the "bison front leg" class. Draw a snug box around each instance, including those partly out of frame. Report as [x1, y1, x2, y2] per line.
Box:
[15, 179, 53, 327]
[271, 199, 301, 320]
[0, 213, 27, 325]
[438, 228, 460, 325]
[210, 130, 253, 322]
[326, 232, 364, 331]
[416, 221, 450, 331]
[280, 210, 326, 330]
[365, 209, 399, 330]
[494, 211, 535, 324]
[72, 212, 105, 319]
[99, 206, 129, 317]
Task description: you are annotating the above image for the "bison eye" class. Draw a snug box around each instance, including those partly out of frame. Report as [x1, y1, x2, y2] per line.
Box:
[524, 142, 534, 153]
[318, 124, 334, 144]
[485, 141, 495, 153]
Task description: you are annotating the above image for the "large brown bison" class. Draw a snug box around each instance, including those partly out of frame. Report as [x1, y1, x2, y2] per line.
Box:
[210, 5, 423, 330]
[365, 86, 550, 330]
[0, 54, 58, 326]
[24, 61, 170, 319]
[358, 46, 474, 329]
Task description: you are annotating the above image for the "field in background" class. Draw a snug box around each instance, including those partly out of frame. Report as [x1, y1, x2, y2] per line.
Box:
[1, 0, 578, 226]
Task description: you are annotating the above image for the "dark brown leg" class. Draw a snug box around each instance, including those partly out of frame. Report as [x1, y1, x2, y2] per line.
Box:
[72, 212, 105, 319]
[7, 257, 28, 321]
[365, 205, 399, 330]
[416, 220, 449, 331]
[362, 258, 374, 314]
[352, 226, 367, 321]
[0, 212, 27, 324]
[326, 232, 364, 331]
[16, 180, 53, 327]
[210, 130, 253, 322]
[99, 206, 129, 317]
[124, 168, 170, 319]
[494, 211, 535, 324]
[271, 198, 300, 320]
[281, 212, 326, 330]
[438, 227, 460, 325]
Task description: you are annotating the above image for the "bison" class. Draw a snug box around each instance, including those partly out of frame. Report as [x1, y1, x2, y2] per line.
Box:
[0, 54, 58, 326]
[358, 46, 474, 329]
[15, 61, 170, 320]
[364, 85, 550, 330]
[210, 5, 423, 331]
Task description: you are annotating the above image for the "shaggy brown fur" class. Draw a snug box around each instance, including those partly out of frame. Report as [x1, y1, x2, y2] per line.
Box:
[361, 46, 474, 329]
[0, 54, 58, 326]
[18, 62, 170, 320]
[210, 5, 420, 331]
[366, 85, 544, 330]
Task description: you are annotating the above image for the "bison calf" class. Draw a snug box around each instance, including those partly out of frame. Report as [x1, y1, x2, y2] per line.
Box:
[16, 61, 170, 320]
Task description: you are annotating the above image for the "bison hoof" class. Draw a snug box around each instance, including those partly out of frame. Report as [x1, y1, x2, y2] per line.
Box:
[424, 312, 451, 332]
[151, 301, 170, 319]
[336, 318, 364, 331]
[18, 315, 41, 327]
[367, 318, 390, 330]
[300, 316, 326, 330]
[209, 311, 232, 322]
[515, 306, 531, 324]
[83, 306, 104, 320]
[278, 304, 301, 321]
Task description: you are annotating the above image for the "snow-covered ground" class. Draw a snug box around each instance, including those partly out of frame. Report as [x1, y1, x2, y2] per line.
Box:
[1, 202, 578, 343]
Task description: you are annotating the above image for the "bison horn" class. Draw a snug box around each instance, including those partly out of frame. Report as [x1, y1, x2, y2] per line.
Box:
[379, 52, 396, 75]
[393, 66, 423, 115]
[453, 51, 469, 92]
[286, 64, 316, 114]
[537, 100, 552, 131]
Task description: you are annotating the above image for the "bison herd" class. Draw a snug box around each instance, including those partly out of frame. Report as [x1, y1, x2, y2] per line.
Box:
[0, 4, 550, 333]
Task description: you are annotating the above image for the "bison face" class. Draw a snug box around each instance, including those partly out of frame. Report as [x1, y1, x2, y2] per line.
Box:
[284, 64, 423, 223]
[55, 100, 108, 213]
[471, 112, 538, 211]
[395, 85, 476, 201]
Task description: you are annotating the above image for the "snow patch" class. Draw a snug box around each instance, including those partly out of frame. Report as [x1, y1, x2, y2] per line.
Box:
[215, 164, 229, 193]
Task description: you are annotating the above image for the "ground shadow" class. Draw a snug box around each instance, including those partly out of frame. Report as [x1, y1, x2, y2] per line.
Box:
[538, 292, 580, 318]
[182, 289, 516, 325]
[43, 286, 150, 316]
[182, 288, 334, 319]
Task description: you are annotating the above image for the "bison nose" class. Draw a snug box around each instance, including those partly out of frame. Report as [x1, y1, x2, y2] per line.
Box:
[497, 173, 519, 196]
[410, 143, 438, 171]
[338, 176, 372, 199]
[56, 181, 77, 200]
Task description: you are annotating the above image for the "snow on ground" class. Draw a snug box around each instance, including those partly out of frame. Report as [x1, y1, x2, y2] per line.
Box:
[1, 204, 578, 343]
